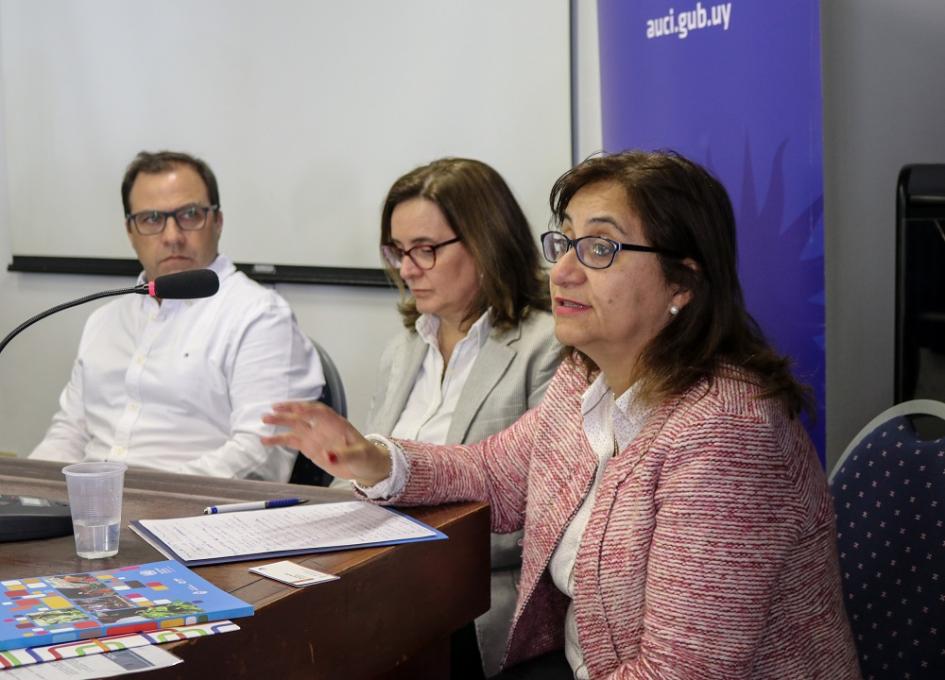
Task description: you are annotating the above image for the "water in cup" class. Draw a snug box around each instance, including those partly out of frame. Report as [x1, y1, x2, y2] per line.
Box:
[73, 518, 120, 559]
[62, 462, 127, 559]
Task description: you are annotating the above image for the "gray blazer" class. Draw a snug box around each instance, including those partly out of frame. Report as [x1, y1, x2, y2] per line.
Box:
[366, 310, 560, 676]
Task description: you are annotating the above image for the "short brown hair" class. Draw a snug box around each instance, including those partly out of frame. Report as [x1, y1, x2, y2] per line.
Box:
[121, 150, 220, 216]
[550, 150, 811, 417]
[380, 157, 549, 331]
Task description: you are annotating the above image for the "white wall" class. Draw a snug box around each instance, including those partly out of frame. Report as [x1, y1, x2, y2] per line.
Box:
[572, 0, 602, 162]
[821, 0, 945, 468]
[1, 0, 571, 269]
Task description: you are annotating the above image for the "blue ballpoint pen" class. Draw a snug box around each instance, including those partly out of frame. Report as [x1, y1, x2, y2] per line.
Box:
[202, 498, 309, 515]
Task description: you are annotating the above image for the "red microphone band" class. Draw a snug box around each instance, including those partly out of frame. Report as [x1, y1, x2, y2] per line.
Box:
[148, 281, 157, 297]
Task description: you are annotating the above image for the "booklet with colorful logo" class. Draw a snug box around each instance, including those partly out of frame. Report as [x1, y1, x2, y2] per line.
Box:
[0, 560, 252, 652]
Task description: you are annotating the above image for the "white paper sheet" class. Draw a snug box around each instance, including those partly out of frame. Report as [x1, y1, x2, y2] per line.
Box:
[249, 560, 339, 587]
[133, 501, 440, 563]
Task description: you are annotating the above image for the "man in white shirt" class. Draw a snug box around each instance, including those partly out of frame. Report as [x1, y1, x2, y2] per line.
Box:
[30, 150, 324, 481]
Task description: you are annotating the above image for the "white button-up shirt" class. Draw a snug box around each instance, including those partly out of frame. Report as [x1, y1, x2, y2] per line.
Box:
[30, 255, 324, 481]
[390, 310, 493, 444]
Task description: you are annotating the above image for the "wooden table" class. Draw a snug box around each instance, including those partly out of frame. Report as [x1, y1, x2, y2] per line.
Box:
[0, 458, 490, 679]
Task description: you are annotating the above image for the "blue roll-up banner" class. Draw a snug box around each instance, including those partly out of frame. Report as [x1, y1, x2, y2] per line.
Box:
[598, 0, 825, 460]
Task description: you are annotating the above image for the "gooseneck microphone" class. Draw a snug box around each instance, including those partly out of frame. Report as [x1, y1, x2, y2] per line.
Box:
[146, 268, 220, 299]
[0, 269, 219, 357]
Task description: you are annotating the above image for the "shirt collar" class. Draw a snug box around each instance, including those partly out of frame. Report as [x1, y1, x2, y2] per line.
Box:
[581, 373, 612, 417]
[614, 381, 649, 441]
[581, 373, 649, 439]
[415, 309, 493, 351]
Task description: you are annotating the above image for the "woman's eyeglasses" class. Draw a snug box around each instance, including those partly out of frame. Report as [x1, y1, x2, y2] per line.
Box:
[381, 237, 460, 270]
[540, 231, 678, 270]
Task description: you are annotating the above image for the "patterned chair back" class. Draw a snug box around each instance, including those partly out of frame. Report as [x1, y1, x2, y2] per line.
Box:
[829, 400, 945, 680]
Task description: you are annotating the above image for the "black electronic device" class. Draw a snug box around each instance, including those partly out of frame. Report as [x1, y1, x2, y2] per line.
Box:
[0, 495, 73, 542]
[895, 164, 945, 439]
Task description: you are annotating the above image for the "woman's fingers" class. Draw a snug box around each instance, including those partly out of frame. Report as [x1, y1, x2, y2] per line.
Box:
[262, 401, 385, 482]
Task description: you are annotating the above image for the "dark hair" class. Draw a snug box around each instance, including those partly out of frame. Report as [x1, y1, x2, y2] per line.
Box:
[121, 150, 220, 216]
[550, 150, 812, 417]
[381, 157, 549, 331]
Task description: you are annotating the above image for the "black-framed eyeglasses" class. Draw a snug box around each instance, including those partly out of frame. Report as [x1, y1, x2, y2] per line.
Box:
[381, 237, 460, 271]
[540, 231, 678, 270]
[126, 204, 219, 236]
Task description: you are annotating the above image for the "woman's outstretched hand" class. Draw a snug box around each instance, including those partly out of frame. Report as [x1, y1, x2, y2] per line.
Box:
[261, 401, 392, 487]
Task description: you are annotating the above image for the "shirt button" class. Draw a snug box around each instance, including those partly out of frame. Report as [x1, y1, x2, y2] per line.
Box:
[135, 355, 145, 365]
[129, 402, 140, 412]
[111, 446, 127, 458]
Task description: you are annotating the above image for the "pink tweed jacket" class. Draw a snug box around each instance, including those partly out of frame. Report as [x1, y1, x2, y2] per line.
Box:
[391, 361, 861, 679]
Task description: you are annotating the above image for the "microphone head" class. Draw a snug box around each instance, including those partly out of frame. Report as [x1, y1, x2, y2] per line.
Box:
[148, 269, 220, 299]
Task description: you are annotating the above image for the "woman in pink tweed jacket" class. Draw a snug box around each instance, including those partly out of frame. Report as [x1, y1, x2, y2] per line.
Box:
[265, 151, 860, 679]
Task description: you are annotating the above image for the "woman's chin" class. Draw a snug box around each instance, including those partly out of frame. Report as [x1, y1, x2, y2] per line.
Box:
[413, 301, 438, 317]
[552, 320, 587, 349]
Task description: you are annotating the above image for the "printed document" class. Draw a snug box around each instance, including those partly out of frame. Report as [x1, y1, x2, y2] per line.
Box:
[132, 501, 442, 564]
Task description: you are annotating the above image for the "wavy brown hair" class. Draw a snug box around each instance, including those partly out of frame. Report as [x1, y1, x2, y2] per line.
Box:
[381, 157, 549, 331]
[550, 150, 812, 417]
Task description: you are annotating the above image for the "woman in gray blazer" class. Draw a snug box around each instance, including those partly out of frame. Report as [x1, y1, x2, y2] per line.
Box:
[366, 158, 560, 678]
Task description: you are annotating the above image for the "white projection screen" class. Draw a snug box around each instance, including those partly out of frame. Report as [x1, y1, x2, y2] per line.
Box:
[0, 0, 571, 276]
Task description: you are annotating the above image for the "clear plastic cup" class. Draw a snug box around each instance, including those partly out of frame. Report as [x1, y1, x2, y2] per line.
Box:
[62, 462, 127, 558]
